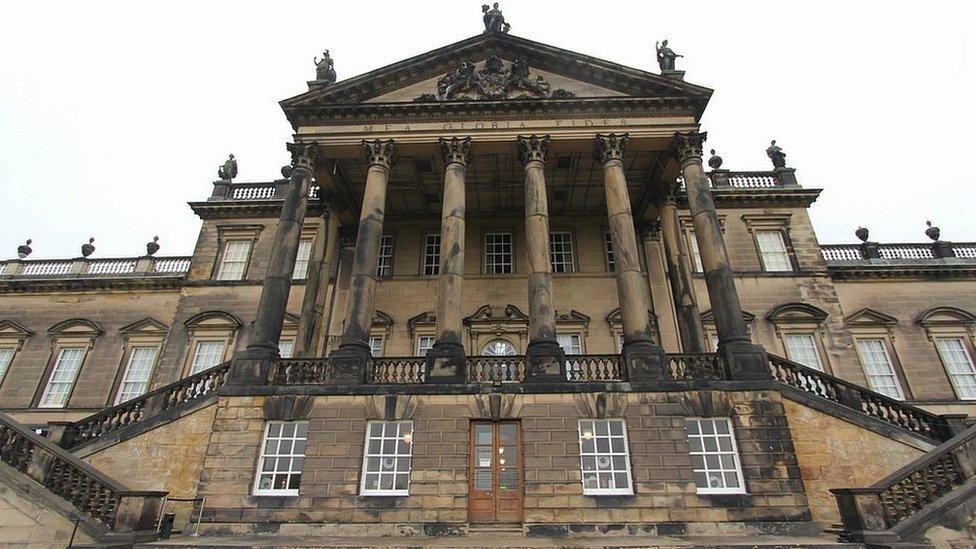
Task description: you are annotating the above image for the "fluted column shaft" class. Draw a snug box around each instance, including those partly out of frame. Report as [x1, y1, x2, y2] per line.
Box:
[433, 137, 470, 353]
[335, 140, 396, 356]
[518, 135, 560, 356]
[594, 134, 656, 349]
[658, 195, 707, 353]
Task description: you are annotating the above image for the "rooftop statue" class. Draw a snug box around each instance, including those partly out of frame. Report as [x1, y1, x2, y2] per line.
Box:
[314, 50, 336, 84]
[482, 3, 510, 34]
[655, 39, 683, 72]
[766, 140, 786, 169]
[217, 154, 238, 181]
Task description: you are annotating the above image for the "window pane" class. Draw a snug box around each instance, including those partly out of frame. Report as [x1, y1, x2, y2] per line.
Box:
[549, 232, 575, 273]
[292, 239, 313, 280]
[190, 341, 226, 375]
[217, 240, 251, 280]
[557, 333, 582, 355]
[688, 231, 703, 273]
[604, 231, 615, 272]
[361, 421, 413, 495]
[756, 231, 792, 272]
[485, 233, 513, 274]
[377, 235, 394, 277]
[936, 338, 976, 400]
[685, 418, 745, 494]
[855, 339, 904, 399]
[40, 347, 86, 408]
[0, 348, 16, 384]
[417, 336, 435, 357]
[254, 420, 308, 495]
[278, 339, 295, 359]
[784, 333, 823, 371]
[578, 419, 632, 495]
[116, 346, 158, 404]
[423, 234, 441, 276]
[369, 336, 384, 357]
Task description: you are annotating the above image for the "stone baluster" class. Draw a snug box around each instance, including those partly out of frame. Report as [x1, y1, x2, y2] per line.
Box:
[228, 142, 318, 386]
[594, 133, 666, 379]
[428, 137, 471, 383]
[517, 135, 565, 381]
[672, 131, 768, 379]
[657, 187, 707, 353]
[329, 139, 396, 382]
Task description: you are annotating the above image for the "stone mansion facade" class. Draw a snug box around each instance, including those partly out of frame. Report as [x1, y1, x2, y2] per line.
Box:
[0, 21, 974, 547]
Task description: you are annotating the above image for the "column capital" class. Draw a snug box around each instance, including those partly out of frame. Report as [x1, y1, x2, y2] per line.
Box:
[516, 134, 550, 166]
[363, 139, 397, 170]
[672, 131, 708, 166]
[438, 136, 472, 167]
[286, 142, 320, 173]
[593, 133, 630, 165]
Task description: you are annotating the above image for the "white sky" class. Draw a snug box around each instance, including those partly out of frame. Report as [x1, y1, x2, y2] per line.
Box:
[1, 1, 973, 259]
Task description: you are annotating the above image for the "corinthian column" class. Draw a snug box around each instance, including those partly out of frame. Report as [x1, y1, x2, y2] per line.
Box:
[331, 140, 396, 372]
[594, 133, 666, 379]
[228, 142, 318, 385]
[673, 131, 768, 379]
[517, 135, 564, 379]
[657, 188, 707, 353]
[427, 137, 470, 383]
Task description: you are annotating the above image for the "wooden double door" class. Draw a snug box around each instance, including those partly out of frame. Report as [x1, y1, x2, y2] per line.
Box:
[468, 421, 523, 524]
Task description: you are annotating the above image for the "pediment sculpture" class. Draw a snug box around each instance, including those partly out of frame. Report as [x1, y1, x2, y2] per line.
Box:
[415, 53, 575, 102]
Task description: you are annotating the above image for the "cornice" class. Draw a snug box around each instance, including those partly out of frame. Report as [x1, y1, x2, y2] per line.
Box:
[676, 188, 822, 209]
[189, 200, 325, 220]
[0, 276, 185, 294]
[827, 264, 976, 281]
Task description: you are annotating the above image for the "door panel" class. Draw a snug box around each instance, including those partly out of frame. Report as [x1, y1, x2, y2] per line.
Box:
[468, 421, 523, 524]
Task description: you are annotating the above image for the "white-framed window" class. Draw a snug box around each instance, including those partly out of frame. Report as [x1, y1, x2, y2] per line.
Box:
[485, 233, 513, 274]
[686, 417, 746, 495]
[416, 335, 435, 357]
[936, 338, 976, 400]
[550, 232, 575, 273]
[216, 240, 252, 280]
[688, 231, 704, 273]
[377, 235, 394, 277]
[39, 347, 86, 408]
[756, 230, 792, 272]
[190, 340, 226, 375]
[422, 234, 440, 276]
[278, 339, 295, 359]
[0, 348, 16, 385]
[855, 338, 904, 399]
[783, 333, 824, 371]
[115, 346, 158, 404]
[292, 239, 313, 280]
[603, 231, 615, 272]
[360, 420, 413, 496]
[557, 333, 582, 355]
[369, 336, 384, 357]
[254, 420, 308, 496]
[578, 419, 633, 495]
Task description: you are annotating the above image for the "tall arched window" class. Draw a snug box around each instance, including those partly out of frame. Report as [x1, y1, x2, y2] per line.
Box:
[482, 339, 517, 356]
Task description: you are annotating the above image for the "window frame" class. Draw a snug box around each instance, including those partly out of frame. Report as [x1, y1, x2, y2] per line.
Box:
[484, 232, 515, 275]
[421, 234, 441, 276]
[685, 417, 747, 495]
[782, 332, 826, 372]
[603, 230, 616, 272]
[377, 234, 395, 278]
[0, 347, 16, 389]
[556, 332, 583, 355]
[38, 346, 89, 409]
[292, 238, 314, 280]
[215, 239, 254, 281]
[368, 335, 385, 357]
[934, 337, 976, 401]
[549, 231, 576, 274]
[188, 339, 228, 375]
[754, 229, 795, 273]
[577, 418, 634, 496]
[253, 420, 309, 497]
[416, 335, 436, 357]
[114, 345, 160, 405]
[359, 420, 414, 497]
[854, 337, 906, 400]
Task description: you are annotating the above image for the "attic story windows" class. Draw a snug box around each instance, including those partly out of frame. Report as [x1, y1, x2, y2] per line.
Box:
[741, 214, 797, 272]
[215, 224, 262, 281]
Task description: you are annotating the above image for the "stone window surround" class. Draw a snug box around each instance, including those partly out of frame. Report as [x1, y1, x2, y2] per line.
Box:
[180, 311, 241, 378]
[277, 313, 300, 359]
[741, 214, 800, 273]
[577, 418, 634, 496]
[555, 310, 590, 354]
[407, 311, 437, 357]
[606, 308, 658, 351]
[465, 304, 528, 354]
[359, 420, 414, 497]
[253, 420, 309, 497]
[916, 307, 976, 401]
[109, 318, 168, 406]
[765, 303, 832, 374]
[213, 224, 263, 281]
[548, 228, 577, 274]
[849, 325, 912, 401]
[700, 310, 753, 352]
[685, 417, 747, 495]
[482, 229, 517, 275]
[31, 319, 102, 408]
[0, 320, 33, 391]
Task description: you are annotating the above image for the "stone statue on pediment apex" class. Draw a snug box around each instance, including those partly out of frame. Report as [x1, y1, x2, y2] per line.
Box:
[482, 3, 510, 34]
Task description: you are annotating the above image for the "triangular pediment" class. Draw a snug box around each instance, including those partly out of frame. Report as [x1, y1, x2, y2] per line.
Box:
[0, 320, 34, 338]
[119, 317, 169, 335]
[281, 32, 711, 123]
[844, 308, 898, 326]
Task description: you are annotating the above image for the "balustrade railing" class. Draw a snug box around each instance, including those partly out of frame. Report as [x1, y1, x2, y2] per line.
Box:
[0, 256, 191, 279]
[0, 412, 165, 532]
[821, 245, 864, 261]
[367, 357, 426, 384]
[667, 353, 726, 380]
[565, 354, 622, 382]
[822, 243, 976, 262]
[273, 358, 331, 384]
[59, 362, 230, 449]
[832, 425, 976, 541]
[468, 356, 526, 383]
[213, 181, 322, 202]
[767, 354, 946, 441]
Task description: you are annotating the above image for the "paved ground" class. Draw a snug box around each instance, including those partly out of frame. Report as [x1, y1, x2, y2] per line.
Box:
[140, 532, 857, 548]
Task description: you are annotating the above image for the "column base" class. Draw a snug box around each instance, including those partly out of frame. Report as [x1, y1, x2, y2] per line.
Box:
[621, 340, 667, 382]
[425, 341, 467, 383]
[325, 343, 370, 385]
[227, 346, 277, 387]
[718, 340, 771, 381]
[525, 340, 566, 383]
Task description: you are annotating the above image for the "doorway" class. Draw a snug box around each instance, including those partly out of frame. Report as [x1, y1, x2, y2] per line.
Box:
[468, 421, 523, 524]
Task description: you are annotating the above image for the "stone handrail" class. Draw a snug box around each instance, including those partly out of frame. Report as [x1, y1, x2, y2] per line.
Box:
[0, 412, 165, 532]
[0, 256, 191, 279]
[768, 354, 951, 441]
[667, 353, 726, 380]
[53, 361, 230, 450]
[822, 242, 976, 262]
[831, 424, 976, 542]
[565, 354, 623, 381]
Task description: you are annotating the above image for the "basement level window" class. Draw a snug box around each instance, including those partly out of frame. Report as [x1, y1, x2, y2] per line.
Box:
[686, 418, 746, 495]
[254, 421, 308, 496]
[578, 419, 633, 496]
[360, 421, 413, 496]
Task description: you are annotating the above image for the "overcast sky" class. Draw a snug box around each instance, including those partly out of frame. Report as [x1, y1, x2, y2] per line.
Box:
[1, 1, 973, 259]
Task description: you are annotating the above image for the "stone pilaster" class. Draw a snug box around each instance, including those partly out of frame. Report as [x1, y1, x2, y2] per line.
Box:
[294, 207, 337, 357]
[657, 189, 707, 353]
[428, 137, 471, 383]
[517, 135, 564, 382]
[673, 131, 768, 379]
[329, 139, 396, 382]
[228, 142, 318, 386]
[594, 133, 666, 380]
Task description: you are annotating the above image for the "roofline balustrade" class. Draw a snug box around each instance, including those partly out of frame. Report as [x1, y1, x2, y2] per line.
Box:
[0, 256, 191, 280]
